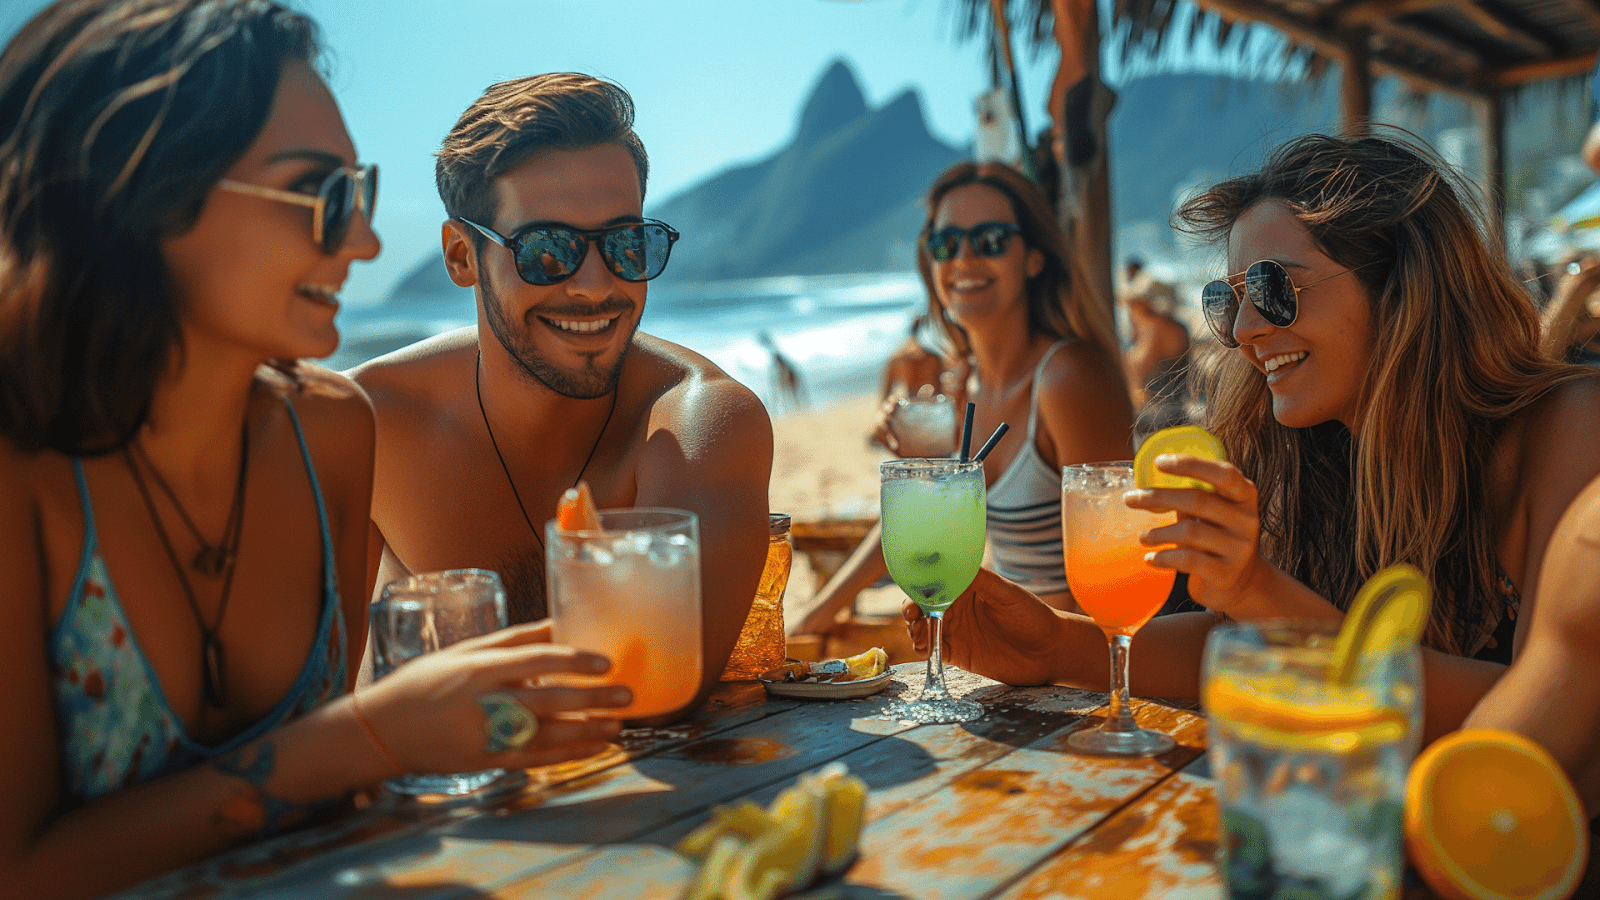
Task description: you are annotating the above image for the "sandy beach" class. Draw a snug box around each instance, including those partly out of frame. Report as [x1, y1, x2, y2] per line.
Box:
[766, 391, 921, 660]
[768, 392, 886, 524]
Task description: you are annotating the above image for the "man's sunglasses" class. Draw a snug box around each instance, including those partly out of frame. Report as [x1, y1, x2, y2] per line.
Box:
[1201, 259, 1369, 348]
[217, 164, 377, 255]
[923, 222, 1022, 262]
[457, 217, 680, 286]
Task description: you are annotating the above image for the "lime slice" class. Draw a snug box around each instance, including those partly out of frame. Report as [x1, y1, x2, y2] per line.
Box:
[1329, 563, 1430, 684]
[1133, 425, 1228, 493]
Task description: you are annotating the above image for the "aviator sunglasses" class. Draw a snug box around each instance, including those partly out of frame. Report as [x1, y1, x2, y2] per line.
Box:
[457, 217, 680, 286]
[218, 164, 377, 255]
[923, 221, 1023, 262]
[1201, 259, 1369, 348]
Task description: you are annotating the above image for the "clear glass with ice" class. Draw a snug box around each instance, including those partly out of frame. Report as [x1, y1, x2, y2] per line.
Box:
[369, 568, 522, 800]
[545, 508, 702, 719]
[1203, 620, 1422, 900]
[888, 394, 957, 458]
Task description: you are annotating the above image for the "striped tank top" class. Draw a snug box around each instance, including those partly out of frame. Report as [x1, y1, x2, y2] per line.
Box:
[985, 341, 1070, 595]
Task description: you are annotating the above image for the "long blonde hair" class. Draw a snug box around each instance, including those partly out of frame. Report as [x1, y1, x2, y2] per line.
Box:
[916, 161, 1123, 375]
[1177, 131, 1595, 655]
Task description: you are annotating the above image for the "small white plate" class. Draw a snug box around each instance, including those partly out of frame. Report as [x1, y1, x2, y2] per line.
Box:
[759, 668, 894, 700]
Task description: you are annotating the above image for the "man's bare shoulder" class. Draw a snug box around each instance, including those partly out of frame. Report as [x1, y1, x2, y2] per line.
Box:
[345, 327, 477, 417]
[632, 333, 766, 417]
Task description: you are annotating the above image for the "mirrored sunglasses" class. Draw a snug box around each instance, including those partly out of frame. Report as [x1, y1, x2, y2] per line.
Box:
[458, 217, 679, 286]
[923, 222, 1022, 262]
[1201, 259, 1368, 349]
[217, 164, 377, 255]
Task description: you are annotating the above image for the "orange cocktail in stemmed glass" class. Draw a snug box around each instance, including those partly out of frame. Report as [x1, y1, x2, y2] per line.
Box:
[1061, 462, 1177, 756]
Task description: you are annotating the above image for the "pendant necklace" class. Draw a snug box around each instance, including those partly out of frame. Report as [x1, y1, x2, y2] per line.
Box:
[123, 422, 250, 709]
[476, 351, 617, 550]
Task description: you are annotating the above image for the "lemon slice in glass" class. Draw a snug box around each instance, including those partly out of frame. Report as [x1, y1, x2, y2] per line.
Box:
[1133, 425, 1228, 493]
[1329, 563, 1430, 684]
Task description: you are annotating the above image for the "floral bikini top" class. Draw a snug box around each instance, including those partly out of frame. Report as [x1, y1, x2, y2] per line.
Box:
[48, 400, 347, 801]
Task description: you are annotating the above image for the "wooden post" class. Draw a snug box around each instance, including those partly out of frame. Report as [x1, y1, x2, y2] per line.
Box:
[1048, 0, 1116, 330]
[1339, 27, 1373, 133]
[988, 0, 1035, 178]
[1482, 91, 1507, 247]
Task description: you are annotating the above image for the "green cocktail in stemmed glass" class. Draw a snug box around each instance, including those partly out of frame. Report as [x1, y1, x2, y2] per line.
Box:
[879, 458, 986, 723]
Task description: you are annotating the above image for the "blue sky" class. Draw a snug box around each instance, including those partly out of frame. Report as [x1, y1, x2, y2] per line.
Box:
[0, 0, 1071, 301]
[1, 0, 1283, 301]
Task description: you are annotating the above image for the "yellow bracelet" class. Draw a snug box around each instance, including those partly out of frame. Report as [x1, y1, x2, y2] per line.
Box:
[349, 693, 405, 777]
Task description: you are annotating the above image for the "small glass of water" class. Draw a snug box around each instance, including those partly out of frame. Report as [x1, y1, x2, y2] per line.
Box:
[370, 568, 525, 801]
[888, 393, 957, 458]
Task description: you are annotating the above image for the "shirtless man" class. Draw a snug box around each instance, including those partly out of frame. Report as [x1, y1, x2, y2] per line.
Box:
[351, 73, 772, 710]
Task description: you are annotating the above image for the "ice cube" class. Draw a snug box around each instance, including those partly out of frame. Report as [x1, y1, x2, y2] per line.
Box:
[648, 535, 694, 567]
[1264, 786, 1371, 897]
[578, 543, 614, 567]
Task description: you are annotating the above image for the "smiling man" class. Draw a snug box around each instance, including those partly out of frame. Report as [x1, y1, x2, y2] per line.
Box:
[350, 74, 772, 710]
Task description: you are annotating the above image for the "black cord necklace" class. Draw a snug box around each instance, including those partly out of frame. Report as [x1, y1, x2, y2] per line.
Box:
[123, 423, 249, 709]
[130, 437, 247, 577]
[475, 352, 617, 549]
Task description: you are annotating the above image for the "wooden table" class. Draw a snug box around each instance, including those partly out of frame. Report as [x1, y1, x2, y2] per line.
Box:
[115, 664, 1225, 899]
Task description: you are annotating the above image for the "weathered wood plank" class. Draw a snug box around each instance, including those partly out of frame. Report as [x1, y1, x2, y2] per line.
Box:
[192, 677, 940, 898]
[489, 681, 1100, 899]
[826, 700, 1207, 900]
[993, 770, 1223, 900]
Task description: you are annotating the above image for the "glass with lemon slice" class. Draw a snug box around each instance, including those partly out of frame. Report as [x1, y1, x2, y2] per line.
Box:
[1203, 617, 1423, 900]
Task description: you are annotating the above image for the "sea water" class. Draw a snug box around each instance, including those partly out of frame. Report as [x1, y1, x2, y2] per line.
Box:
[320, 272, 929, 411]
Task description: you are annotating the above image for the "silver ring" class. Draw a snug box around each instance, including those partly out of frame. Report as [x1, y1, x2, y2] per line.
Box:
[479, 692, 537, 753]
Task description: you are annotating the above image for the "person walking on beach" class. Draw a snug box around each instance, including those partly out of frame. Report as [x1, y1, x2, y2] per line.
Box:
[350, 74, 772, 718]
[0, 4, 629, 897]
[909, 131, 1600, 743]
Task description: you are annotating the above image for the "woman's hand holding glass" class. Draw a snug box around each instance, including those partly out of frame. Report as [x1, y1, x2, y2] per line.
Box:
[356, 622, 632, 775]
[900, 568, 1064, 687]
[1123, 454, 1268, 613]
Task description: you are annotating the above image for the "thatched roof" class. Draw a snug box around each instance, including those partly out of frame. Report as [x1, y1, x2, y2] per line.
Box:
[953, 0, 1599, 101]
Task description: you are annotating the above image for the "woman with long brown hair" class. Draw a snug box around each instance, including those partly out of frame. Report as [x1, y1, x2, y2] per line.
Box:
[794, 161, 1133, 633]
[0, 2, 627, 895]
[912, 131, 1600, 739]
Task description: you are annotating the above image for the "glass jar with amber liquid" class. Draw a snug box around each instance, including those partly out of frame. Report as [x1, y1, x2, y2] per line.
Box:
[720, 513, 792, 680]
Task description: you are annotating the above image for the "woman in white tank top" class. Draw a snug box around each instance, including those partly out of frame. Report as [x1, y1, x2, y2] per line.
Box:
[792, 162, 1135, 631]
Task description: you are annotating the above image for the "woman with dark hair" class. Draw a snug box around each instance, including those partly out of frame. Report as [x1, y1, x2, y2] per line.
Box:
[910, 131, 1600, 740]
[0, 2, 626, 895]
[793, 161, 1132, 634]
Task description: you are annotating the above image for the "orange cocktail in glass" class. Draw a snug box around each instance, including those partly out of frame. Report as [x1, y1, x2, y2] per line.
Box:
[1062, 462, 1177, 756]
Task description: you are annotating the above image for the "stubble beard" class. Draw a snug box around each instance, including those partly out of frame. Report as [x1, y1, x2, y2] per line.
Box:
[478, 264, 636, 400]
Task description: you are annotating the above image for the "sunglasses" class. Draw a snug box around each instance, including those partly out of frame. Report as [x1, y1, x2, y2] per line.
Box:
[1201, 259, 1369, 348]
[923, 222, 1022, 262]
[217, 164, 377, 255]
[457, 217, 680, 286]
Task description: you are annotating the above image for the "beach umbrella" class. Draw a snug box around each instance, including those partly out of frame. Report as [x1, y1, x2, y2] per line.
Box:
[1553, 181, 1600, 232]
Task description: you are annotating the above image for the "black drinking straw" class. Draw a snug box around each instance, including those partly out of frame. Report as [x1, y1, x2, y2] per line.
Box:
[959, 401, 976, 463]
[973, 422, 1010, 463]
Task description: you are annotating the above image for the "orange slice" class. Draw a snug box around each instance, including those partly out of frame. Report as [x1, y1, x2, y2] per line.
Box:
[1405, 729, 1587, 900]
[556, 480, 602, 531]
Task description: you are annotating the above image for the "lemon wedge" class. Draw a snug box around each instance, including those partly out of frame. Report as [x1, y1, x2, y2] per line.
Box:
[679, 764, 868, 899]
[677, 800, 775, 860]
[842, 647, 888, 681]
[1133, 425, 1228, 493]
[1329, 563, 1430, 684]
